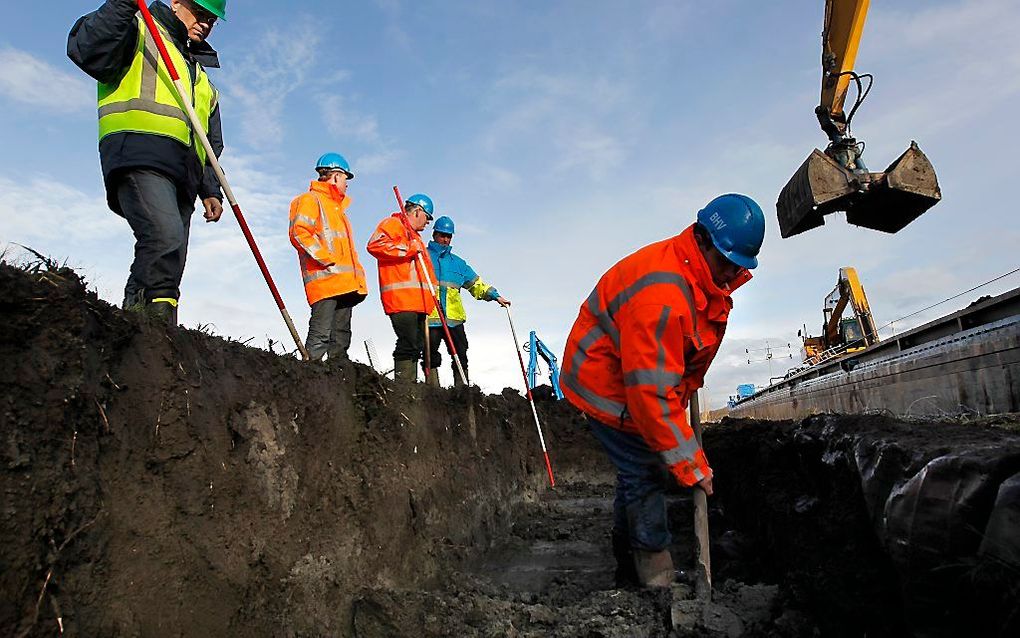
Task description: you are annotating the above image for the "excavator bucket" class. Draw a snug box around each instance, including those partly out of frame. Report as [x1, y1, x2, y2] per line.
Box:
[777, 141, 941, 238]
[777, 149, 856, 238]
[846, 142, 942, 233]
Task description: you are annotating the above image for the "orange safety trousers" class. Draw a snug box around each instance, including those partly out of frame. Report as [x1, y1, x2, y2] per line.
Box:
[560, 224, 751, 487]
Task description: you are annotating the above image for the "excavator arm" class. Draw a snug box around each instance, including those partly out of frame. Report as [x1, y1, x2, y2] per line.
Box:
[777, 0, 941, 239]
[841, 267, 879, 342]
[817, 0, 870, 143]
[822, 267, 879, 350]
[526, 331, 564, 400]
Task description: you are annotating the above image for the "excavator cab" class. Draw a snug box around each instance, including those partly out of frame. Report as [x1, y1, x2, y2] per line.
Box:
[778, 0, 942, 238]
[838, 316, 866, 351]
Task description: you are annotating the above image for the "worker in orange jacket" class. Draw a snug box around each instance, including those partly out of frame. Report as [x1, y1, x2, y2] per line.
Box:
[289, 153, 368, 363]
[366, 193, 437, 381]
[561, 193, 765, 588]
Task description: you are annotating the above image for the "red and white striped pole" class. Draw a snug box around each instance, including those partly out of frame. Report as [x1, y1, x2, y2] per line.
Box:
[136, 1, 309, 360]
[504, 306, 556, 488]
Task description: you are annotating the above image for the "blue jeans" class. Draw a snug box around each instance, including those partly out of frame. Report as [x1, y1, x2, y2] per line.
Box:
[115, 169, 194, 306]
[589, 416, 672, 552]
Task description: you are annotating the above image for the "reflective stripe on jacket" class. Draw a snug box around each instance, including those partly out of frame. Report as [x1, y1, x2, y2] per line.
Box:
[426, 240, 499, 327]
[97, 15, 217, 165]
[366, 213, 437, 315]
[560, 224, 752, 487]
[289, 181, 368, 306]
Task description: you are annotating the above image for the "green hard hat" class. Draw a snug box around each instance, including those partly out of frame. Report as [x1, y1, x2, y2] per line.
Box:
[193, 0, 227, 20]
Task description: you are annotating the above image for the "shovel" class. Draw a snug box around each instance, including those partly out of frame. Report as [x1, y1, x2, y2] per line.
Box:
[689, 392, 712, 601]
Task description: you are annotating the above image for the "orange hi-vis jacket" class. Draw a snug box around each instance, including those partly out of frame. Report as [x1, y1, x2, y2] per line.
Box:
[561, 224, 752, 487]
[366, 213, 438, 315]
[288, 181, 368, 307]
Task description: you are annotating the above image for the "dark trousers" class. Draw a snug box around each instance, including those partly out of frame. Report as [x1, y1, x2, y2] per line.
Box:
[390, 312, 425, 363]
[306, 292, 363, 362]
[588, 416, 672, 552]
[427, 323, 469, 378]
[114, 169, 195, 307]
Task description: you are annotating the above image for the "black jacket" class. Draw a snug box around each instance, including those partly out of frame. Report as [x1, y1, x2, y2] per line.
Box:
[68, 0, 224, 213]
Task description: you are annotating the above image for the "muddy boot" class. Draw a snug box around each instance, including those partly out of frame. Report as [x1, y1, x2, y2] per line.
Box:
[144, 298, 178, 326]
[634, 549, 674, 588]
[393, 359, 417, 383]
[452, 368, 468, 388]
[122, 289, 146, 314]
[425, 368, 440, 387]
[328, 356, 355, 381]
[612, 530, 639, 587]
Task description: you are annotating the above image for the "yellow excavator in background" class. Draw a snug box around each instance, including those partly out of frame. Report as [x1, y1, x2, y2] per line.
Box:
[800, 267, 880, 365]
[778, 0, 942, 238]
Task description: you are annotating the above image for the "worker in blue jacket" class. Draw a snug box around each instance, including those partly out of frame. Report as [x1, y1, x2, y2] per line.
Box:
[426, 216, 510, 386]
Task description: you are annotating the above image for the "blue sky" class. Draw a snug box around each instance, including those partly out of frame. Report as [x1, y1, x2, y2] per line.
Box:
[2, 0, 1018, 407]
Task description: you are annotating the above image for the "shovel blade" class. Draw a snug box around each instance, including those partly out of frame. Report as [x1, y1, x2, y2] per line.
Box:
[845, 141, 942, 233]
[777, 141, 941, 238]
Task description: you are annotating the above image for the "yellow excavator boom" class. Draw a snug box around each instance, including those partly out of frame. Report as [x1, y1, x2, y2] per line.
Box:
[819, 0, 869, 128]
[803, 266, 880, 365]
[777, 0, 941, 238]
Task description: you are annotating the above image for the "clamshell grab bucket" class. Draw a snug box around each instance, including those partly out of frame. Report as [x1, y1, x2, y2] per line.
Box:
[777, 141, 941, 238]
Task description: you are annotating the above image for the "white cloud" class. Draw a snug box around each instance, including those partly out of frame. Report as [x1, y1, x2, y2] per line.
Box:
[481, 70, 634, 180]
[0, 175, 132, 303]
[221, 22, 321, 149]
[0, 47, 92, 114]
[476, 165, 522, 192]
[0, 176, 121, 244]
[857, 0, 1020, 148]
[320, 95, 380, 142]
[355, 149, 405, 175]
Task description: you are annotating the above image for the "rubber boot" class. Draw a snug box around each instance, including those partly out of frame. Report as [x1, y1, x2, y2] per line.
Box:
[328, 356, 355, 381]
[393, 359, 417, 383]
[633, 549, 674, 588]
[612, 530, 639, 587]
[145, 299, 177, 326]
[122, 290, 146, 314]
[452, 367, 468, 388]
[425, 368, 440, 387]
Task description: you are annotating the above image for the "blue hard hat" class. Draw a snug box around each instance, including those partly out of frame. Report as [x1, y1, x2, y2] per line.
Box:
[433, 216, 455, 235]
[315, 152, 354, 179]
[405, 193, 434, 219]
[696, 193, 766, 270]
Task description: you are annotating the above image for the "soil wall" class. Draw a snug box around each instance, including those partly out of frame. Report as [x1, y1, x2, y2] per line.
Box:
[0, 264, 550, 637]
[707, 415, 1020, 637]
[3, 263, 1019, 637]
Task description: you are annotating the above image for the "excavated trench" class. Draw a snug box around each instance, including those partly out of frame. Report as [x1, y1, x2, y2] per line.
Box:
[2, 262, 1019, 637]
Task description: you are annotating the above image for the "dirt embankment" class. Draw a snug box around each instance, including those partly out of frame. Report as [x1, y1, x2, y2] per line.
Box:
[707, 415, 1020, 638]
[0, 263, 553, 637]
[3, 262, 1019, 637]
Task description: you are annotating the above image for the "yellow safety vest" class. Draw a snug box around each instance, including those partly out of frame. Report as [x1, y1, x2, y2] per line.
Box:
[97, 15, 217, 165]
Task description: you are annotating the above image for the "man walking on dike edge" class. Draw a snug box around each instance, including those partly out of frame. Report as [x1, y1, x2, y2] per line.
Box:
[425, 216, 510, 387]
[367, 193, 437, 382]
[68, 0, 228, 326]
[289, 153, 368, 364]
[560, 193, 765, 588]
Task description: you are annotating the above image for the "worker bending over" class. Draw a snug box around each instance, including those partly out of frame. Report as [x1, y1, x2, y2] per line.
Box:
[425, 216, 509, 386]
[561, 194, 765, 588]
[68, 0, 228, 324]
[367, 194, 437, 382]
[288, 153, 367, 364]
